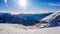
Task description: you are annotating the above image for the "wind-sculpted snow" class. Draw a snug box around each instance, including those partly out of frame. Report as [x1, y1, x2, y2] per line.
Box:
[40, 10, 60, 21]
[0, 23, 60, 34]
[33, 23, 50, 29]
[0, 23, 38, 30]
[35, 10, 60, 28]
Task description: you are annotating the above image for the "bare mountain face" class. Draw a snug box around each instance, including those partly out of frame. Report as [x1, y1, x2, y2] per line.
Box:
[34, 11, 60, 28]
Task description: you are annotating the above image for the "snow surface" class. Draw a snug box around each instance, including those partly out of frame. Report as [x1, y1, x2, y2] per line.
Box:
[40, 10, 60, 21]
[0, 23, 60, 34]
[33, 10, 60, 27]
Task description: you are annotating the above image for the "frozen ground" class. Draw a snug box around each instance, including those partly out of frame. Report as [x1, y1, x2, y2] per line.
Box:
[0, 23, 60, 34]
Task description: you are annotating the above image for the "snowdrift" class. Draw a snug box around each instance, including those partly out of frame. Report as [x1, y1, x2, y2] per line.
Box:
[0, 23, 60, 34]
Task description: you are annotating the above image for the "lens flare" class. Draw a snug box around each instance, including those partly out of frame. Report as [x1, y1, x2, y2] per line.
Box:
[19, 0, 27, 8]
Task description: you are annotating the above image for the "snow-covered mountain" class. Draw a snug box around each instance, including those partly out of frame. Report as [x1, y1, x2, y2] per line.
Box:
[40, 10, 60, 21]
[34, 10, 60, 28]
[0, 11, 60, 34]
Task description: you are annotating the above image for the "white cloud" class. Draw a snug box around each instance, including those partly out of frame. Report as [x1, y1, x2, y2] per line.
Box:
[4, 0, 7, 3]
[4, 0, 8, 7]
[0, 10, 51, 14]
[48, 3, 60, 6]
[9, 10, 53, 14]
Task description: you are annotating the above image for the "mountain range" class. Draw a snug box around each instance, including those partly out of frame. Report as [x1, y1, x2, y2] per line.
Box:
[0, 12, 52, 25]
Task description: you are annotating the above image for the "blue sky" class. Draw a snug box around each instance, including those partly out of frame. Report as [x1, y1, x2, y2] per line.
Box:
[0, 0, 60, 13]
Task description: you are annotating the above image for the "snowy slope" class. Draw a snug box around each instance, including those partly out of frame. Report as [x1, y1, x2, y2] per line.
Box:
[33, 10, 60, 28]
[0, 23, 60, 34]
[40, 10, 60, 21]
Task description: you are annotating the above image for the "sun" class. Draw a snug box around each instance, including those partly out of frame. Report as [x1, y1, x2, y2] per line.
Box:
[19, 0, 27, 8]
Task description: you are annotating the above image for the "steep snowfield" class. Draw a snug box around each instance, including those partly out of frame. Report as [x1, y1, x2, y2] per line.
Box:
[40, 10, 60, 21]
[0, 23, 60, 34]
[33, 10, 60, 28]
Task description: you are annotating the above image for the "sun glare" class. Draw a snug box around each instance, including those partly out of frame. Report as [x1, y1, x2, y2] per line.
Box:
[19, 0, 27, 8]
